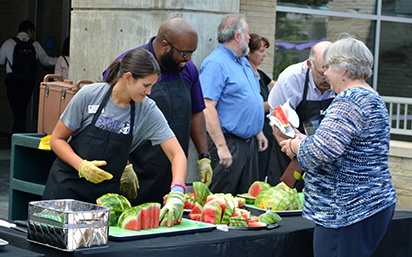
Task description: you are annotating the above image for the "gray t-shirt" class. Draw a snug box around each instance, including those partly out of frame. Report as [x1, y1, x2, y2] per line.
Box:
[61, 83, 175, 152]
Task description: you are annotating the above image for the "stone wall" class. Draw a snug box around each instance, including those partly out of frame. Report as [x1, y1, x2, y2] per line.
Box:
[389, 140, 412, 207]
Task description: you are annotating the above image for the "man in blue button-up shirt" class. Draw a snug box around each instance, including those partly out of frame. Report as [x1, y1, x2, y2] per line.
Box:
[199, 14, 267, 195]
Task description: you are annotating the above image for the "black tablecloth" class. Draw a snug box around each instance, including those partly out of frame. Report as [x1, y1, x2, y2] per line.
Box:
[0, 211, 411, 257]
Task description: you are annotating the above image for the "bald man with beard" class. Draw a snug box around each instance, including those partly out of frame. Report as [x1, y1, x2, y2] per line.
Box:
[103, 17, 212, 205]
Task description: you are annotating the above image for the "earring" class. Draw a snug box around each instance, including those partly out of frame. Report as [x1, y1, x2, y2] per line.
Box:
[342, 78, 345, 81]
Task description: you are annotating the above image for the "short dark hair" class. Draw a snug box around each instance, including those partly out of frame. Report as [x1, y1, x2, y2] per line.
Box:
[248, 33, 270, 53]
[18, 20, 35, 32]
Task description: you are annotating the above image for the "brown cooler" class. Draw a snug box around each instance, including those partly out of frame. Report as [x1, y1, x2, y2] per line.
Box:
[37, 74, 92, 135]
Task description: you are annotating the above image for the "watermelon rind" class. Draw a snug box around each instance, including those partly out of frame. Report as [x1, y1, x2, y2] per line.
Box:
[255, 186, 301, 211]
[117, 205, 142, 230]
[193, 181, 211, 206]
[201, 202, 222, 224]
[96, 193, 132, 226]
[229, 216, 248, 227]
[258, 211, 282, 225]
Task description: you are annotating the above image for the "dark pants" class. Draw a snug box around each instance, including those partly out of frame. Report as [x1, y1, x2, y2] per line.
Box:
[313, 203, 396, 257]
[207, 133, 259, 195]
[257, 117, 273, 181]
[5, 74, 35, 134]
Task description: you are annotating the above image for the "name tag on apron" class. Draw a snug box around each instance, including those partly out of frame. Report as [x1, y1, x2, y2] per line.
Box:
[88, 105, 104, 114]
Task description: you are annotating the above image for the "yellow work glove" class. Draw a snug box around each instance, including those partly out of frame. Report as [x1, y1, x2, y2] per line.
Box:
[159, 192, 185, 227]
[78, 160, 113, 184]
[197, 158, 213, 187]
[120, 164, 139, 199]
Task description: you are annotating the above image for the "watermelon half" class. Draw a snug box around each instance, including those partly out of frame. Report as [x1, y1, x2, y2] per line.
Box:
[96, 193, 132, 226]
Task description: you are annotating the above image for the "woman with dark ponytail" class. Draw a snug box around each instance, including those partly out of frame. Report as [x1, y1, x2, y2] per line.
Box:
[43, 49, 187, 219]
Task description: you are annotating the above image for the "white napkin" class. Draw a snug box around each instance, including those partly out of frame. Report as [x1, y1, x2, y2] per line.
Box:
[268, 99, 300, 138]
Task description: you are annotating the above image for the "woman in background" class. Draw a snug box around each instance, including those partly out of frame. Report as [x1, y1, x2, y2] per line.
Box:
[54, 36, 70, 79]
[246, 33, 276, 181]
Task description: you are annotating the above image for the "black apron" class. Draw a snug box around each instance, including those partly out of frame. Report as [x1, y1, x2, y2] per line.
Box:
[268, 69, 333, 189]
[43, 85, 135, 203]
[128, 44, 192, 205]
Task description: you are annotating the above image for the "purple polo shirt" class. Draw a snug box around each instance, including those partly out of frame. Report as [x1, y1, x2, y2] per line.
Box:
[102, 36, 205, 113]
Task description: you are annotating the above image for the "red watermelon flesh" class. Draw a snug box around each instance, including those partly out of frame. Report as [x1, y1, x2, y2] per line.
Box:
[207, 198, 228, 216]
[190, 213, 201, 221]
[248, 181, 271, 197]
[201, 203, 222, 224]
[188, 202, 203, 219]
[205, 195, 220, 204]
[236, 197, 246, 208]
[184, 197, 197, 209]
[117, 206, 142, 231]
[140, 203, 160, 230]
[247, 221, 267, 227]
[274, 105, 290, 128]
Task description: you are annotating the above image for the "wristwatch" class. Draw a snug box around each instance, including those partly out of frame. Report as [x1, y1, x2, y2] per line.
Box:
[198, 152, 210, 159]
[171, 181, 186, 191]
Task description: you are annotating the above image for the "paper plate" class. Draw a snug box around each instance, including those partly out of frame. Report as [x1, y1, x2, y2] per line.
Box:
[282, 99, 299, 128]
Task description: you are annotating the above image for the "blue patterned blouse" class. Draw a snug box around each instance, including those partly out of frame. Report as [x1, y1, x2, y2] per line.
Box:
[297, 87, 397, 228]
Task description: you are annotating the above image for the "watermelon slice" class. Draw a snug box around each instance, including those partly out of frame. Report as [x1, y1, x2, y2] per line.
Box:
[96, 193, 132, 226]
[274, 105, 290, 128]
[229, 216, 248, 227]
[188, 202, 203, 219]
[235, 197, 246, 208]
[117, 205, 142, 231]
[236, 194, 256, 204]
[183, 196, 197, 210]
[193, 181, 211, 206]
[248, 181, 271, 197]
[189, 213, 201, 221]
[201, 202, 222, 224]
[247, 221, 267, 227]
[258, 211, 282, 225]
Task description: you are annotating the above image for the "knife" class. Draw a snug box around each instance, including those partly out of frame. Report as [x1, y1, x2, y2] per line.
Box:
[0, 219, 27, 233]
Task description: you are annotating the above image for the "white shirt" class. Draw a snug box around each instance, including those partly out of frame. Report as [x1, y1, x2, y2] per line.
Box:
[268, 61, 335, 114]
[0, 32, 57, 74]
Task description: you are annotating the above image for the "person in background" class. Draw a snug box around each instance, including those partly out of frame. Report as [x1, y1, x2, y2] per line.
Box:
[43, 49, 187, 221]
[0, 20, 57, 135]
[246, 33, 276, 181]
[55, 36, 70, 80]
[103, 17, 212, 205]
[277, 35, 397, 257]
[200, 14, 268, 195]
[267, 40, 334, 190]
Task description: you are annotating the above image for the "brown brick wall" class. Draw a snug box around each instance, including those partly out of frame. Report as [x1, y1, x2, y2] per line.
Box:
[240, 0, 277, 79]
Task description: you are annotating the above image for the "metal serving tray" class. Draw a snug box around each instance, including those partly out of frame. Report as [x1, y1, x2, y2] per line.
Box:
[27, 199, 110, 251]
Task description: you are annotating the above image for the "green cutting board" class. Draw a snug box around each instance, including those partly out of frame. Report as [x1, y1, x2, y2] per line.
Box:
[109, 218, 215, 241]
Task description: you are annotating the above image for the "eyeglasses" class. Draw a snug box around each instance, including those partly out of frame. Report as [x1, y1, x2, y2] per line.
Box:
[311, 60, 327, 80]
[162, 36, 196, 59]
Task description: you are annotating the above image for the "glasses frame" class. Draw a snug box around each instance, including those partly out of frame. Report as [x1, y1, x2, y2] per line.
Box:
[162, 36, 196, 59]
[310, 60, 327, 80]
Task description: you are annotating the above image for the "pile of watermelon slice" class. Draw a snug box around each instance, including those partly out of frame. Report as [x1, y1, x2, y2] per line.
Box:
[185, 182, 281, 227]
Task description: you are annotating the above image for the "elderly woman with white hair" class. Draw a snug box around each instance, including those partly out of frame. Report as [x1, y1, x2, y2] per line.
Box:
[276, 35, 397, 257]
